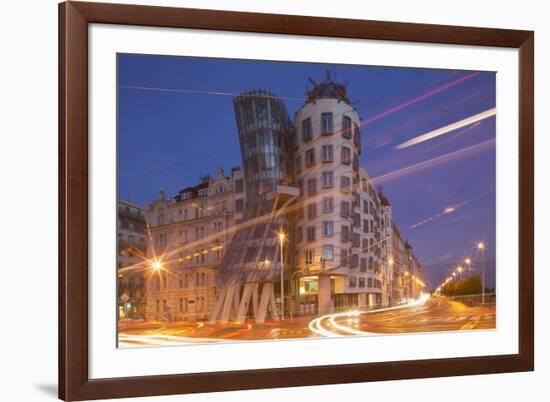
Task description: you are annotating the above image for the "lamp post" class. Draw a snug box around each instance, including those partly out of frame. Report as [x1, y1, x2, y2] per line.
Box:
[278, 231, 286, 321]
[465, 258, 472, 277]
[478, 242, 486, 304]
[388, 258, 394, 307]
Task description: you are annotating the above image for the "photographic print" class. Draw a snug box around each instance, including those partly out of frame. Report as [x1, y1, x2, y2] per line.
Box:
[116, 54, 496, 347]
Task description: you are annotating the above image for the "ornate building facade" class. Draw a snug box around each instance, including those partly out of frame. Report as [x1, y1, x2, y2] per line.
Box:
[144, 167, 245, 321]
[117, 200, 147, 319]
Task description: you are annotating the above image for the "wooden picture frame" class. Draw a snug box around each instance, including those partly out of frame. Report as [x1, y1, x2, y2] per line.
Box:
[59, 1, 534, 400]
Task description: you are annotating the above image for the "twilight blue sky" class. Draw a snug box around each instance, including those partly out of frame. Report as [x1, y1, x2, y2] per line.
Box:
[118, 53, 496, 289]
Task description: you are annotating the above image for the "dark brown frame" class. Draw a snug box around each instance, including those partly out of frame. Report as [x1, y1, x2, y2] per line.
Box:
[59, 1, 534, 400]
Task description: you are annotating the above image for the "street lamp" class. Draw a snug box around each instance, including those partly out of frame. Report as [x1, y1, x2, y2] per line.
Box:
[152, 259, 162, 272]
[457, 266, 463, 280]
[387, 258, 394, 307]
[278, 231, 286, 320]
[478, 242, 486, 304]
[465, 258, 472, 277]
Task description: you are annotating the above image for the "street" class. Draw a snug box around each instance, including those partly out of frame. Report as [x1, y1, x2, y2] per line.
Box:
[118, 295, 496, 347]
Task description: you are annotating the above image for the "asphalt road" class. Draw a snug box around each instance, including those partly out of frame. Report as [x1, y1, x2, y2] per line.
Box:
[118, 295, 496, 347]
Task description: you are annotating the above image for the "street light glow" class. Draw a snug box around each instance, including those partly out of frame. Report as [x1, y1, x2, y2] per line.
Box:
[477, 242, 485, 250]
[465, 258, 471, 264]
[278, 231, 286, 242]
[152, 260, 162, 272]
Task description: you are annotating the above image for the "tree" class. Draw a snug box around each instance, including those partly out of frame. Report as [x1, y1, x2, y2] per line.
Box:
[441, 275, 482, 296]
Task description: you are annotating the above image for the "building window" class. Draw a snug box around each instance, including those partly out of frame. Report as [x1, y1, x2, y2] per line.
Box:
[323, 221, 334, 237]
[322, 144, 333, 162]
[322, 197, 334, 213]
[321, 112, 333, 134]
[296, 179, 304, 196]
[297, 206, 304, 220]
[197, 297, 205, 312]
[363, 219, 369, 233]
[200, 272, 206, 286]
[235, 179, 244, 193]
[305, 148, 316, 167]
[340, 200, 350, 218]
[368, 278, 373, 288]
[341, 146, 351, 164]
[354, 124, 361, 149]
[156, 300, 160, 313]
[323, 245, 334, 261]
[305, 249, 314, 265]
[295, 155, 302, 173]
[360, 258, 367, 272]
[302, 118, 312, 142]
[244, 246, 258, 263]
[359, 278, 365, 287]
[306, 226, 316, 242]
[179, 298, 185, 312]
[296, 227, 303, 243]
[342, 116, 352, 139]
[350, 254, 359, 268]
[307, 177, 317, 195]
[352, 233, 360, 248]
[235, 199, 244, 213]
[353, 213, 361, 227]
[322, 171, 333, 188]
[341, 176, 351, 193]
[341, 225, 350, 242]
[369, 256, 374, 270]
[307, 203, 317, 219]
[349, 277, 357, 287]
[341, 249, 348, 266]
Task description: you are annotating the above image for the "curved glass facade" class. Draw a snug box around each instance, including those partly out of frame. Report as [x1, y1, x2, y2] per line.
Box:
[218, 91, 295, 285]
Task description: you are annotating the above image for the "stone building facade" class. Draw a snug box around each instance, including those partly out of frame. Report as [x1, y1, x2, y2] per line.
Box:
[117, 200, 147, 319]
[144, 167, 245, 321]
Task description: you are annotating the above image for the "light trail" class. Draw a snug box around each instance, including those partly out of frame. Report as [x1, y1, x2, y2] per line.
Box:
[118, 333, 231, 347]
[409, 188, 494, 229]
[420, 121, 482, 153]
[371, 139, 495, 185]
[361, 72, 478, 126]
[120, 85, 305, 101]
[309, 294, 431, 337]
[395, 107, 496, 149]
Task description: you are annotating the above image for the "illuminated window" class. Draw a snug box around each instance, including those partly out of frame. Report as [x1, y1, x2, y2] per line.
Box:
[323, 245, 334, 261]
[323, 221, 334, 237]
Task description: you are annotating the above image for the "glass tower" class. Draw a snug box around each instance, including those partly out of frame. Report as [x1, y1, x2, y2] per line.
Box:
[217, 90, 295, 286]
